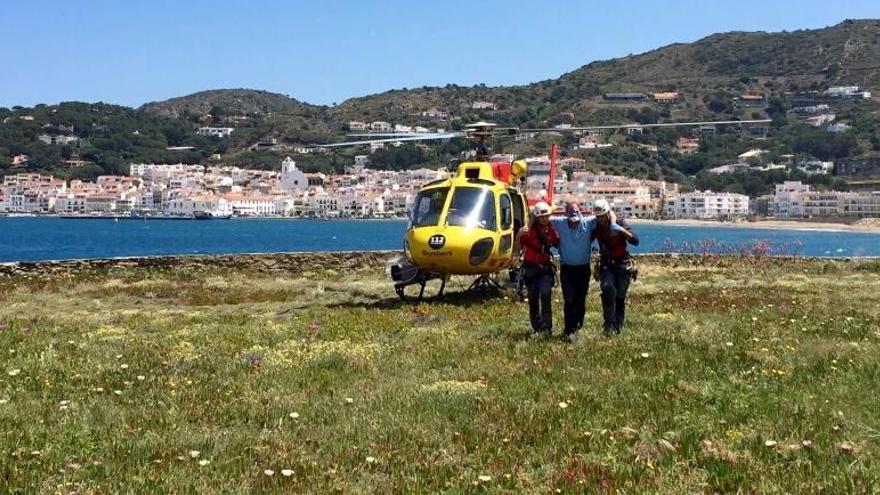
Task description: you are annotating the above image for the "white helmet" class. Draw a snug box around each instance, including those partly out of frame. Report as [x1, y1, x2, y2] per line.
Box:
[593, 198, 611, 216]
[532, 201, 552, 217]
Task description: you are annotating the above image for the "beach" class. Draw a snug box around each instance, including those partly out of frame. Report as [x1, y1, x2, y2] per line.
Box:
[630, 218, 880, 233]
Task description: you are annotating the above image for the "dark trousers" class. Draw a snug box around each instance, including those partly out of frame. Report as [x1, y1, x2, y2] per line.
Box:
[600, 264, 632, 333]
[526, 271, 554, 333]
[560, 264, 590, 335]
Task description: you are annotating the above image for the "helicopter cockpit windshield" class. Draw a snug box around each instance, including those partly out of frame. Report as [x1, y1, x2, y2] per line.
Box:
[446, 187, 496, 230]
[411, 187, 450, 227]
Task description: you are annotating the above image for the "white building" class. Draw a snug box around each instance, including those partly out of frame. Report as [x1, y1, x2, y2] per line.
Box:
[167, 195, 232, 217]
[348, 121, 367, 131]
[471, 101, 497, 110]
[38, 134, 79, 146]
[221, 194, 276, 216]
[197, 127, 234, 138]
[55, 195, 88, 213]
[824, 86, 871, 99]
[370, 121, 392, 132]
[771, 181, 811, 218]
[664, 191, 749, 220]
[420, 108, 448, 119]
[770, 181, 880, 218]
[279, 157, 307, 190]
[796, 160, 834, 176]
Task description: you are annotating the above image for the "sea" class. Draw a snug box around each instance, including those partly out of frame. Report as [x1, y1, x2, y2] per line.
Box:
[1, 217, 879, 263]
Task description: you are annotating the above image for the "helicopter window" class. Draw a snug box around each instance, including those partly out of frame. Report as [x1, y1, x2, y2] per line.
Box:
[509, 189, 525, 234]
[447, 187, 496, 231]
[499, 194, 512, 231]
[411, 187, 450, 227]
[467, 178, 495, 186]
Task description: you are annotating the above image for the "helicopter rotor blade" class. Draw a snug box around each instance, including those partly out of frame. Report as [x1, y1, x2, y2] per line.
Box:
[346, 132, 446, 137]
[315, 132, 466, 148]
[518, 119, 772, 133]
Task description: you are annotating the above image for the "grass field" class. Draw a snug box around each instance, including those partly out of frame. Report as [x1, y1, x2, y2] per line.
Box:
[1, 257, 879, 493]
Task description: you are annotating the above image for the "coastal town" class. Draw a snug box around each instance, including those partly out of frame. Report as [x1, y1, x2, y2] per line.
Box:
[2, 151, 878, 220]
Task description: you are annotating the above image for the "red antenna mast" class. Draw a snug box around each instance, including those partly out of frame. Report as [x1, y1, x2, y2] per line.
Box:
[547, 143, 558, 207]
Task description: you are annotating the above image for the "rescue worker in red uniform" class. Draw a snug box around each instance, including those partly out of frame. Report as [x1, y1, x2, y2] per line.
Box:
[517, 201, 560, 337]
[593, 199, 640, 336]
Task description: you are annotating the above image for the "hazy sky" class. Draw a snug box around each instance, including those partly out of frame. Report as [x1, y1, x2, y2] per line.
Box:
[2, 0, 878, 108]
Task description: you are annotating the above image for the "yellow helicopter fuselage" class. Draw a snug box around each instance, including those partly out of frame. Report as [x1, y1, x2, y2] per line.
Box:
[404, 160, 529, 276]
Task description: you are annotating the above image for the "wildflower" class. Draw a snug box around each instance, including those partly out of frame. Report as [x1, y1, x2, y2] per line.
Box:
[764, 440, 777, 447]
[478, 475, 492, 482]
[281, 469, 294, 477]
[802, 440, 812, 448]
[136, 375, 145, 381]
[198, 459, 210, 466]
[0, 399, 7, 405]
[189, 450, 200, 458]
[113, 390, 122, 396]
[264, 469, 274, 476]
[365, 456, 376, 463]
[558, 401, 569, 409]
[120, 364, 129, 369]
[751, 317, 758, 322]
[115, 354, 122, 359]
[95, 387, 104, 393]
[60, 400, 70, 406]
[7, 369, 20, 376]
[289, 412, 300, 419]
[725, 342, 733, 347]
[640, 352, 650, 358]
[345, 397, 354, 404]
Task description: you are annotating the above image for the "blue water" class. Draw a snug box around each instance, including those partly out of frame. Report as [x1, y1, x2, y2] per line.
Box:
[1, 217, 879, 262]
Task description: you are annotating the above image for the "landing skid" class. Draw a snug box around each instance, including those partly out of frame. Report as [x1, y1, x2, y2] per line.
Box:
[387, 254, 447, 302]
[394, 272, 448, 301]
[466, 274, 503, 293]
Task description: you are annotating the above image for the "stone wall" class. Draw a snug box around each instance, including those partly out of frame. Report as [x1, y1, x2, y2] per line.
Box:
[0, 251, 401, 277]
[0, 251, 868, 279]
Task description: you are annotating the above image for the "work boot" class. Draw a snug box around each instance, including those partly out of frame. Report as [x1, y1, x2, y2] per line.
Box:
[602, 326, 615, 337]
[563, 332, 578, 344]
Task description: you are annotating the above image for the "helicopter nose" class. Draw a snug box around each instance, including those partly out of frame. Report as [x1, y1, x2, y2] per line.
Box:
[468, 237, 494, 266]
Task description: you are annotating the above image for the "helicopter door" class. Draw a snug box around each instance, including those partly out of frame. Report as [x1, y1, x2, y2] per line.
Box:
[499, 193, 513, 253]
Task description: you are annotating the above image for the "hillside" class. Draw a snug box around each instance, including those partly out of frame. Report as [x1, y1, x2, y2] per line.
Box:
[2, 19, 879, 187]
[140, 89, 317, 120]
[331, 19, 880, 123]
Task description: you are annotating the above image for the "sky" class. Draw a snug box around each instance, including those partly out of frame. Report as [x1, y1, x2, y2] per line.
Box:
[2, 0, 878, 109]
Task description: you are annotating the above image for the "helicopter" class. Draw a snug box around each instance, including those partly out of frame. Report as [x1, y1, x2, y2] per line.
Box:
[317, 119, 771, 299]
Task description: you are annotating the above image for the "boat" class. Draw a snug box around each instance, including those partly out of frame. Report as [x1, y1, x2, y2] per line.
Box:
[194, 210, 233, 220]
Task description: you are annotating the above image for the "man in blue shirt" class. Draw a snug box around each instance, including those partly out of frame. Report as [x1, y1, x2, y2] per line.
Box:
[551, 201, 597, 342]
